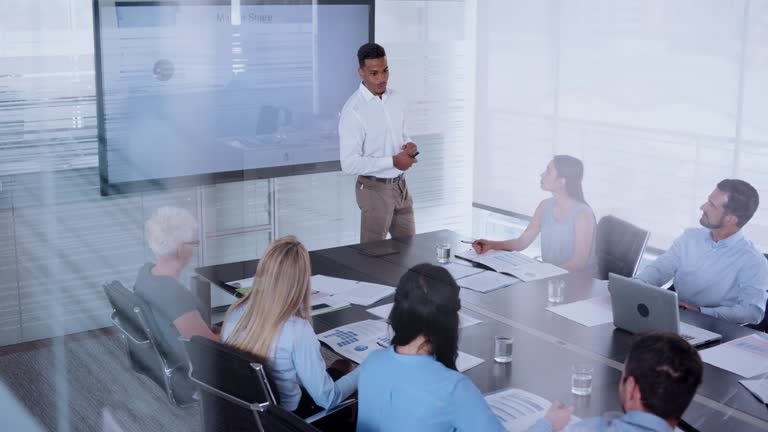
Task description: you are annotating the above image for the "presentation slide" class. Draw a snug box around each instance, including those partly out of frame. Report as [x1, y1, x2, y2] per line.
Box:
[95, 1, 371, 193]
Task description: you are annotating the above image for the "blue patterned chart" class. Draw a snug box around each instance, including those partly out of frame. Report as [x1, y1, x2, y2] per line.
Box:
[325, 329, 360, 348]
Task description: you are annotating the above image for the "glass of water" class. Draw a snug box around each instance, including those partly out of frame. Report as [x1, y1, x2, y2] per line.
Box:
[548, 279, 565, 303]
[436, 243, 451, 264]
[494, 336, 514, 363]
[571, 363, 594, 395]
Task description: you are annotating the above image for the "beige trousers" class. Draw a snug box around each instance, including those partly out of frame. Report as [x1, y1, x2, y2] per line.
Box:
[355, 176, 415, 243]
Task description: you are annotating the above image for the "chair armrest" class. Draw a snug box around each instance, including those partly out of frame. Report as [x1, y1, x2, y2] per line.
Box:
[111, 313, 150, 345]
[304, 398, 357, 424]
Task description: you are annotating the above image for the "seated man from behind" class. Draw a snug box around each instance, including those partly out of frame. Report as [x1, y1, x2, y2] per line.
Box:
[572, 332, 703, 432]
[135, 206, 219, 354]
[637, 179, 768, 324]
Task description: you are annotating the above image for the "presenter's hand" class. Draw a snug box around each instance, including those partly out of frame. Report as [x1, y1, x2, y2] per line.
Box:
[545, 400, 574, 431]
[678, 301, 701, 313]
[402, 142, 418, 156]
[472, 239, 494, 254]
[393, 150, 417, 171]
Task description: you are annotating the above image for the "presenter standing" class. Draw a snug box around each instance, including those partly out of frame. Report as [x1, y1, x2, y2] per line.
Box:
[339, 43, 418, 243]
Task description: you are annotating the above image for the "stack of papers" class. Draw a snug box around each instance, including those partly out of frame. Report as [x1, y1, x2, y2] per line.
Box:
[366, 303, 482, 328]
[700, 334, 768, 378]
[545, 295, 614, 327]
[311, 275, 395, 306]
[317, 320, 485, 372]
[485, 387, 580, 431]
[455, 249, 567, 282]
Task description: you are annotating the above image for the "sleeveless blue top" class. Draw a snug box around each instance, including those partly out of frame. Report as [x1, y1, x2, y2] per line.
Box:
[539, 198, 597, 274]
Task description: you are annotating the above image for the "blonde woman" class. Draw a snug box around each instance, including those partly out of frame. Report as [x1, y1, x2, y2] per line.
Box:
[222, 236, 357, 416]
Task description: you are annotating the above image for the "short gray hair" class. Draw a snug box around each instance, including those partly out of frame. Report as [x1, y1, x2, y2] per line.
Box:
[145, 206, 198, 258]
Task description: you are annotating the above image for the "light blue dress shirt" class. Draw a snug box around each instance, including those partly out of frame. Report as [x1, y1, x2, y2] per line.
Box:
[636, 228, 768, 324]
[223, 307, 358, 411]
[570, 411, 674, 432]
[356, 346, 552, 432]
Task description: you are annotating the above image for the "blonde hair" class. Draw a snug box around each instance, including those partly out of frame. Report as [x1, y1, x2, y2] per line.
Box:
[224, 236, 312, 358]
[145, 206, 198, 258]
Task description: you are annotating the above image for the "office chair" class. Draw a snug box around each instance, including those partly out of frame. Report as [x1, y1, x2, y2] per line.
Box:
[102, 281, 197, 407]
[595, 215, 650, 280]
[180, 336, 356, 432]
[746, 254, 768, 332]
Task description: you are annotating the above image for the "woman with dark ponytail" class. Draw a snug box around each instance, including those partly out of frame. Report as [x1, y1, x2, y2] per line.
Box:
[356, 264, 573, 431]
[473, 155, 597, 273]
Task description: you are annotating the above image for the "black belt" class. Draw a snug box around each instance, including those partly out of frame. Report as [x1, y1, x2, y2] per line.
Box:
[360, 174, 403, 184]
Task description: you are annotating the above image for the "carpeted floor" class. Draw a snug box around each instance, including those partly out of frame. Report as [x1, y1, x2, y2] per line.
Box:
[0, 328, 344, 432]
[0, 330, 199, 432]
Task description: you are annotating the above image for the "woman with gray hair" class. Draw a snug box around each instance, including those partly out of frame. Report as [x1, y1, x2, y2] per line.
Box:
[134, 206, 218, 353]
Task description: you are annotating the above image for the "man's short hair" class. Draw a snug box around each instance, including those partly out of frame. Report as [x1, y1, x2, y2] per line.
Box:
[717, 179, 759, 228]
[145, 206, 198, 258]
[624, 332, 703, 421]
[357, 42, 386, 68]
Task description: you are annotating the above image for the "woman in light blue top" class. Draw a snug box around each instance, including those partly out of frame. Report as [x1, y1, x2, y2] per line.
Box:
[474, 155, 597, 273]
[222, 236, 358, 415]
[356, 263, 573, 432]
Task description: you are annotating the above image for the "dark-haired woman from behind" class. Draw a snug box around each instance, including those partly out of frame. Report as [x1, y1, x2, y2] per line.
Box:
[473, 155, 597, 273]
[356, 263, 573, 432]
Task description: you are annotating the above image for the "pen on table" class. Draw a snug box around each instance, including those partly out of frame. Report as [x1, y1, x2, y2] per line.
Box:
[376, 339, 390, 348]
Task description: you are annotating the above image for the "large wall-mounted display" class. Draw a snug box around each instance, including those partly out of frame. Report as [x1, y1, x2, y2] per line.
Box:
[94, 0, 373, 195]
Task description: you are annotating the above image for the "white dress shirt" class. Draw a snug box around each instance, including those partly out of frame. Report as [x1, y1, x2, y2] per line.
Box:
[338, 82, 412, 178]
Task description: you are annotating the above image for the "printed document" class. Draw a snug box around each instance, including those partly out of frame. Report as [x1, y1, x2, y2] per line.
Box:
[311, 275, 394, 306]
[545, 295, 614, 327]
[366, 303, 482, 328]
[485, 387, 580, 431]
[739, 377, 768, 404]
[700, 334, 768, 378]
[318, 320, 485, 372]
[455, 249, 567, 282]
[459, 270, 520, 293]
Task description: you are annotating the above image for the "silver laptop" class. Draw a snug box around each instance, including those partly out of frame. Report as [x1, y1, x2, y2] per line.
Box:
[608, 273, 722, 347]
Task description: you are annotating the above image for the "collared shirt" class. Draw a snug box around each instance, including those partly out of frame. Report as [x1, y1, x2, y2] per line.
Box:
[338, 82, 411, 178]
[223, 308, 358, 411]
[637, 228, 768, 324]
[569, 411, 674, 432]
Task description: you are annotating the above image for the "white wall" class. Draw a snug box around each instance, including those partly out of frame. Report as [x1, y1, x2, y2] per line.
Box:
[473, 0, 768, 251]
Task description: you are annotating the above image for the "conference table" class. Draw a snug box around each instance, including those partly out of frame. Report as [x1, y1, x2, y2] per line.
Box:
[195, 230, 768, 432]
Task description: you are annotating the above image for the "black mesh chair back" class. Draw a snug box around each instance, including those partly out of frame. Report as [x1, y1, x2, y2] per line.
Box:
[103, 281, 196, 406]
[746, 254, 768, 332]
[181, 336, 307, 432]
[595, 215, 650, 280]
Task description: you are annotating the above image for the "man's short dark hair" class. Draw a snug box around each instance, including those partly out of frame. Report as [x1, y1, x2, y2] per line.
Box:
[357, 43, 386, 68]
[624, 332, 703, 421]
[717, 179, 759, 228]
